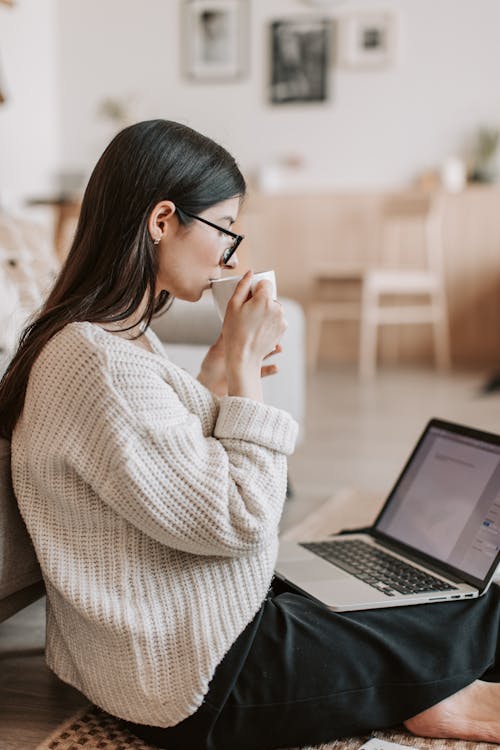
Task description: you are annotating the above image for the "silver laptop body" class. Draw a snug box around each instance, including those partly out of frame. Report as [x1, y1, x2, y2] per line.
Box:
[276, 419, 500, 611]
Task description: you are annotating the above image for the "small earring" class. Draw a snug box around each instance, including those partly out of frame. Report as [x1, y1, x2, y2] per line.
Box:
[153, 236, 161, 245]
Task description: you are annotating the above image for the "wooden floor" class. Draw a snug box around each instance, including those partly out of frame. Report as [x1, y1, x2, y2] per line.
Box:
[2, 365, 500, 749]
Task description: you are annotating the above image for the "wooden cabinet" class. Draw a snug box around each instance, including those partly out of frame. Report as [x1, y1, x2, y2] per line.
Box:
[240, 186, 500, 368]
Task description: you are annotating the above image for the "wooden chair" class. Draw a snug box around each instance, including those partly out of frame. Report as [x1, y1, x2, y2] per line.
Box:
[307, 192, 451, 378]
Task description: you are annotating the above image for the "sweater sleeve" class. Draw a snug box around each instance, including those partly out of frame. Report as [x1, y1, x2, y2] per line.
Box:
[101, 394, 297, 557]
[36, 328, 298, 558]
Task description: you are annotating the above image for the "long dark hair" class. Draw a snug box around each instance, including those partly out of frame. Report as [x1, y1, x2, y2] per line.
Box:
[0, 119, 246, 439]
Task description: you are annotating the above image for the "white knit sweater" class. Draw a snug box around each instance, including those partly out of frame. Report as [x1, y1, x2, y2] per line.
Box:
[11, 322, 298, 726]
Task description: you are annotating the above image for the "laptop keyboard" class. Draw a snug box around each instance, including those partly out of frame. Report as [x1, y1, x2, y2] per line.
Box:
[300, 539, 458, 597]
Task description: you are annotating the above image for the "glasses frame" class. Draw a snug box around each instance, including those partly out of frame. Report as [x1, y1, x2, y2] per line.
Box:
[176, 207, 244, 265]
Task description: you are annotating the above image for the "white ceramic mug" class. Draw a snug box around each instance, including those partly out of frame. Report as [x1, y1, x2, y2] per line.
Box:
[210, 270, 277, 320]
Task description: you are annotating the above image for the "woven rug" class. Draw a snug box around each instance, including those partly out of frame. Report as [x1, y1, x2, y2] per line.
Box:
[34, 488, 500, 750]
[33, 702, 500, 750]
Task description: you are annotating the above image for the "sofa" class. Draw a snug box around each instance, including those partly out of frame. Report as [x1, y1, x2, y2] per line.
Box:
[0, 211, 306, 623]
[0, 437, 44, 622]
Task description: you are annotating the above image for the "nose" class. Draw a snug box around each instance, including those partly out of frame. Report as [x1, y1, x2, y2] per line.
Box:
[221, 251, 239, 270]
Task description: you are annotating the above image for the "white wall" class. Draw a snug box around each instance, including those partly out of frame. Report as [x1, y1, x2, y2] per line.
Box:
[56, 0, 500, 192]
[2, 1, 500, 200]
[0, 0, 59, 206]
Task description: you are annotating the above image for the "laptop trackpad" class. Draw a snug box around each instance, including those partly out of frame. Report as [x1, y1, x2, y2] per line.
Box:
[278, 559, 349, 582]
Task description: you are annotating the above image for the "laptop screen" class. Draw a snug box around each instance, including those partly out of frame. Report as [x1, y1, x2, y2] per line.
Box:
[375, 423, 500, 581]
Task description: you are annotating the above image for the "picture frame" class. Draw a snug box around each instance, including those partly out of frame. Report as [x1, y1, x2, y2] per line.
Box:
[270, 17, 331, 105]
[182, 0, 248, 82]
[338, 10, 397, 70]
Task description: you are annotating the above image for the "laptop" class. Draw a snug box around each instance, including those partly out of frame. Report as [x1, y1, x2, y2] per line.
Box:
[276, 418, 500, 611]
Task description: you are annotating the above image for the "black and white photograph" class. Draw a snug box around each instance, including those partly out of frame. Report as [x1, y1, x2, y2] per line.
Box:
[338, 11, 397, 69]
[270, 18, 331, 105]
[183, 0, 248, 81]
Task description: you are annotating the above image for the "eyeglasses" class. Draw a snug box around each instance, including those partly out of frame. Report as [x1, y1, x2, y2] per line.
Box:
[176, 207, 244, 265]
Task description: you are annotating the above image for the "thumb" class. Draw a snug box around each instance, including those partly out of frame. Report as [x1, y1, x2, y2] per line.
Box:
[228, 270, 253, 308]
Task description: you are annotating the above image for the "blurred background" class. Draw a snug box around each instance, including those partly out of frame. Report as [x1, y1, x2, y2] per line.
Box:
[1, 0, 500, 198]
[1, 1, 500, 363]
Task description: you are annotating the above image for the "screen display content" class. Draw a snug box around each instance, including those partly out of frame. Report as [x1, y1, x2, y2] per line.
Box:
[376, 427, 500, 580]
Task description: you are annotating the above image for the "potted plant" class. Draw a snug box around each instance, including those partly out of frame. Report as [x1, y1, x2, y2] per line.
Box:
[469, 126, 500, 183]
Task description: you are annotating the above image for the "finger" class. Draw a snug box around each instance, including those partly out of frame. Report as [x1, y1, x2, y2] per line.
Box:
[263, 343, 283, 360]
[261, 364, 279, 378]
[228, 270, 253, 307]
[252, 279, 273, 299]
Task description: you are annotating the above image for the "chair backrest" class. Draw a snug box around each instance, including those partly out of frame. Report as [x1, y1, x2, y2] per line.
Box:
[378, 192, 444, 274]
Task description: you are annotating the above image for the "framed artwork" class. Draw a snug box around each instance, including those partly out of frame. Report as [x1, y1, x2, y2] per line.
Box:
[182, 0, 248, 81]
[270, 16, 332, 104]
[270, 18, 331, 105]
[338, 11, 397, 69]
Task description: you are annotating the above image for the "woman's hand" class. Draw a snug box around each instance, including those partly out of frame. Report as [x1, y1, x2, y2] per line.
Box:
[197, 334, 227, 397]
[222, 271, 288, 401]
[198, 333, 282, 397]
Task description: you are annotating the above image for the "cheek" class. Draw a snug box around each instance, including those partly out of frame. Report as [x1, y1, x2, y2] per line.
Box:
[156, 235, 220, 286]
[207, 245, 221, 266]
[196, 237, 221, 268]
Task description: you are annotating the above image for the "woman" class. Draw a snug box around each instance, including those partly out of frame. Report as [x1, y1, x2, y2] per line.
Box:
[2, 119, 500, 750]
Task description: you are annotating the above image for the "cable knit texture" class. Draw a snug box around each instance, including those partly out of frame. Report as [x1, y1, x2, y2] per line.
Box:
[11, 322, 298, 727]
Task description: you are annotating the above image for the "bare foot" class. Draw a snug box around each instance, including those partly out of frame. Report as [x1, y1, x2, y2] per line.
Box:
[404, 680, 500, 743]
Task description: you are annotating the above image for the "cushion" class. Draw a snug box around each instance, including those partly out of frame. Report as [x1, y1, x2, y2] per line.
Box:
[0, 437, 42, 599]
[0, 212, 59, 362]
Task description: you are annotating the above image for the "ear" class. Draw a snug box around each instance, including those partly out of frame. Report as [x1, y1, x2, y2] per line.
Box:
[147, 200, 177, 244]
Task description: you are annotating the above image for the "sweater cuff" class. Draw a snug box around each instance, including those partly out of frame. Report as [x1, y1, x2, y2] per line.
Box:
[214, 396, 298, 455]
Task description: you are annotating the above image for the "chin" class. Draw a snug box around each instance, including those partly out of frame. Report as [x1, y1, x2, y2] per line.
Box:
[176, 287, 206, 303]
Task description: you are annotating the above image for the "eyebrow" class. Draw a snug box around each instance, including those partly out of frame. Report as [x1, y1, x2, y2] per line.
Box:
[219, 215, 235, 225]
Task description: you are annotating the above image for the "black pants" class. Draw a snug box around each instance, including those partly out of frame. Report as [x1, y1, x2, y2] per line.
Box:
[123, 579, 500, 750]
